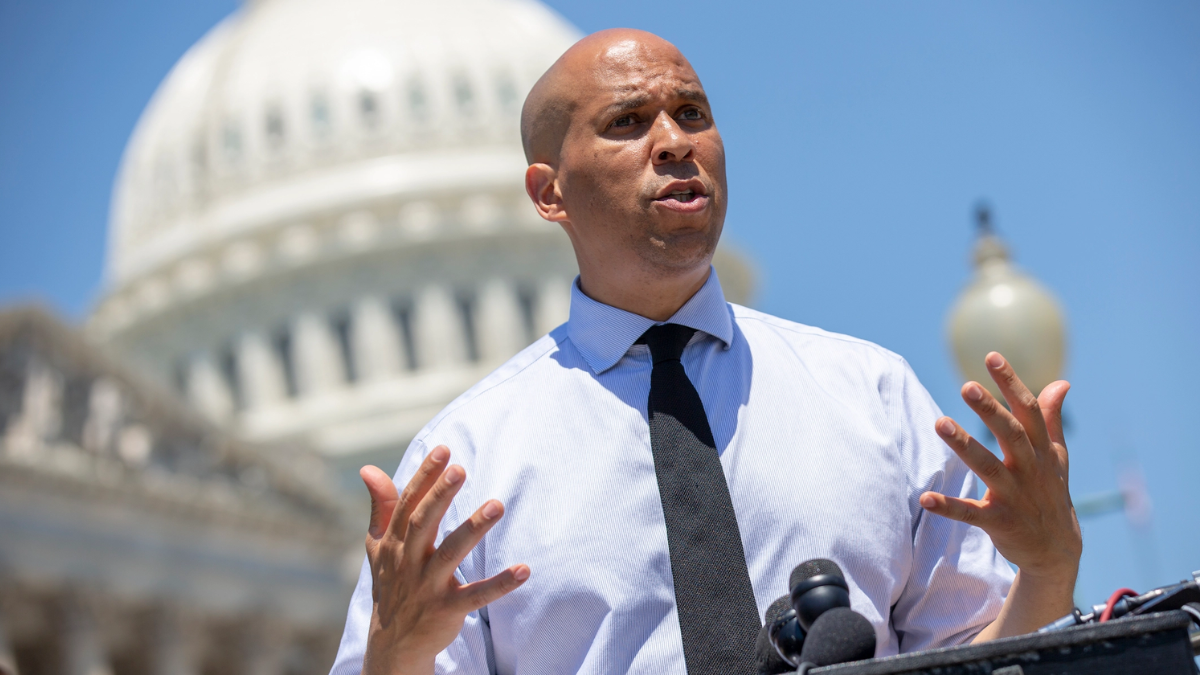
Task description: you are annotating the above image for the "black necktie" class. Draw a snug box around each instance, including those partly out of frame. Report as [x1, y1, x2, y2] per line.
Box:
[641, 323, 760, 674]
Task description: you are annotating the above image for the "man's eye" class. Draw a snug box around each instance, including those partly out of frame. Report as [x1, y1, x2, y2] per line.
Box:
[611, 115, 635, 128]
[680, 109, 703, 121]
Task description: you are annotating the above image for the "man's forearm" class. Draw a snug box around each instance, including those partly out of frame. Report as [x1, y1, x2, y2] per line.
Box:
[972, 569, 1076, 643]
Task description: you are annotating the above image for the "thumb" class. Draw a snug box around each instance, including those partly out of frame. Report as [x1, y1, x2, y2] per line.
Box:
[920, 492, 988, 527]
[360, 465, 399, 540]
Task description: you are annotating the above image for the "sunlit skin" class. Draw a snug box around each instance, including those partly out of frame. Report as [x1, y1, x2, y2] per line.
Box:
[356, 30, 1081, 674]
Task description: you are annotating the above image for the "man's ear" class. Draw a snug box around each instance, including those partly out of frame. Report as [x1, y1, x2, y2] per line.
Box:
[525, 163, 568, 224]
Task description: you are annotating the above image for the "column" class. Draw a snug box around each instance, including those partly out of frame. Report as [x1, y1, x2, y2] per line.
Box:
[0, 609, 17, 675]
[350, 296, 402, 382]
[235, 331, 286, 409]
[475, 278, 525, 363]
[534, 276, 571, 337]
[146, 607, 200, 675]
[81, 378, 123, 455]
[59, 595, 113, 675]
[185, 353, 233, 423]
[412, 285, 466, 370]
[235, 621, 287, 675]
[291, 312, 344, 396]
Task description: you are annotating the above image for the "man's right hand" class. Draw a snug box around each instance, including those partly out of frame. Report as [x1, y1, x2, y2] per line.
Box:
[360, 446, 530, 675]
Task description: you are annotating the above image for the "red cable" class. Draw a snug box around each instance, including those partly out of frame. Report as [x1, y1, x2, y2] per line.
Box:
[1099, 588, 1138, 622]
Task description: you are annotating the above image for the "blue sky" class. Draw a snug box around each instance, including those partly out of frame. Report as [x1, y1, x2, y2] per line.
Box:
[1, 0, 1197, 607]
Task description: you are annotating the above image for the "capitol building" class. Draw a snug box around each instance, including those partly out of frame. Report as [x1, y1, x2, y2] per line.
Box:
[0, 1, 752, 674]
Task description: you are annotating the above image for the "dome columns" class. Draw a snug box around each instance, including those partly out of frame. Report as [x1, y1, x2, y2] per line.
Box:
[236, 331, 287, 410]
[185, 353, 234, 423]
[291, 313, 345, 397]
[535, 276, 571, 336]
[412, 285, 468, 370]
[350, 296, 404, 382]
[476, 279, 526, 363]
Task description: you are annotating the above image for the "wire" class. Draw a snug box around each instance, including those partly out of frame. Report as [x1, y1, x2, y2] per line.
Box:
[1181, 603, 1200, 629]
[1099, 588, 1138, 622]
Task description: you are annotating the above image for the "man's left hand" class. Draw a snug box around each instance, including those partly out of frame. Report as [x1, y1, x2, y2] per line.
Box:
[919, 351, 1082, 640]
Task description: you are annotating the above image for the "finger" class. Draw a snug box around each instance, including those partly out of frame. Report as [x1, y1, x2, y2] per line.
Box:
[361, 465, 400, 540]
[1038, 380, 1070, 447]
[919, 492, 990, 528]
[985, 352, 1051, 451]
[934, 417, 1012, 491]
[454, 564, 531, 613]
[430, 500, 505, 578]
[961, 380, 1037, 468]
[404, 464, 467, 564]
[385, 445, 452, 542]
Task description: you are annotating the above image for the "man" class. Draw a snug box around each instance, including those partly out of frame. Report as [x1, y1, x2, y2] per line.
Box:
[331, 29, 1081, 675]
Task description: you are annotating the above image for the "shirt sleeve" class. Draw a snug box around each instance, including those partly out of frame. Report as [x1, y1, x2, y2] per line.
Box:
[328, 438, 495, 675]
[889, 359, 1016, 652]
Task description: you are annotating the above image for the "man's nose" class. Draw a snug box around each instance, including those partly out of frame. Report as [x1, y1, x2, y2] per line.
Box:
[649, 112, 694, 165]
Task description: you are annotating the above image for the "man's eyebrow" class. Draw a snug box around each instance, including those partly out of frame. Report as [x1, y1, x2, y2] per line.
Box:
[598, 88, 710, 119]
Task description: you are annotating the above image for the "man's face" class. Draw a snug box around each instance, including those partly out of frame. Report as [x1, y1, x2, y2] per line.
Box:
[557, 40, 726, 274]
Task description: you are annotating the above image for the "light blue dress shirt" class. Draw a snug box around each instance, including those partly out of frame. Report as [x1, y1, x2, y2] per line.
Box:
[331, 270, 1014, 675]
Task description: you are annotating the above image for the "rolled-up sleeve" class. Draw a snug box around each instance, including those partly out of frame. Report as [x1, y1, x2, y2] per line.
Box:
[890, 359, 1016, 652]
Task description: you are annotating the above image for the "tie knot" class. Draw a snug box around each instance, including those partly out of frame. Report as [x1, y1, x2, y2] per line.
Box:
[640, 323, 697, 364]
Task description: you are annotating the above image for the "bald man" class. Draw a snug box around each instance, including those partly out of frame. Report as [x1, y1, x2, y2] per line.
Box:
[330, 29, 1081, 675]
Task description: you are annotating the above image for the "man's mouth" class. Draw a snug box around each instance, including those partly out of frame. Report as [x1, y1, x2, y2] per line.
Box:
[657, 190, 699, 203]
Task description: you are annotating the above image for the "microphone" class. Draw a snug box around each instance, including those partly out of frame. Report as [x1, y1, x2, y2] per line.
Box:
[789, 558, 852, 631]
[795, 606, 877, 670]
[755, 596, 801, 674]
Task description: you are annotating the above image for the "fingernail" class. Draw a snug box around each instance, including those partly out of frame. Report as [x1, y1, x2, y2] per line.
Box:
[920, 494, 936, 508]
[431, 446, 449, 462]
[482, 501, 501, 519]
[937, 419, 956, 436]
[514, 566, 530, 581]
[444, 466, 463, 485]
[986, 353, 1004, 369]
[965, 384, 983, 402]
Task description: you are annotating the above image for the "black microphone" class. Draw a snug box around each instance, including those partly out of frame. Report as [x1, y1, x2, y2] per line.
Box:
[795, 606, 877, 669]
[789, 558, 852, 631]
[755, 596, 800, 674]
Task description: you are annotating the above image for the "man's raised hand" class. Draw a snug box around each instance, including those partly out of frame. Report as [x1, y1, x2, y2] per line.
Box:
[919, 352, 1082, 639]
[359, 446, 530, 675]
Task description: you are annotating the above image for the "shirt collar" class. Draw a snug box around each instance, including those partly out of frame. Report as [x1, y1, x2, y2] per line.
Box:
[566, 267, 733, 374]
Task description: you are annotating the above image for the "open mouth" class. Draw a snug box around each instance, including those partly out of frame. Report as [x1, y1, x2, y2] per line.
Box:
[657, 190, 699, 203]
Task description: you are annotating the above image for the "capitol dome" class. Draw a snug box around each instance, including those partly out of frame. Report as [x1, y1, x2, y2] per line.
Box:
[90, 0, 753, 476]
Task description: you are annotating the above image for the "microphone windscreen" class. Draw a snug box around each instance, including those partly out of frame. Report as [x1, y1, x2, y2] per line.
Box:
[789, 558, 844, 592]
[797, 607, 876, 667]
[764, 595, 792, 624]
[755, 596, 795, 675]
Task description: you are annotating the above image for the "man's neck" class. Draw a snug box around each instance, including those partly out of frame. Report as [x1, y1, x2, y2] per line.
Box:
[576, 264, 711, 322]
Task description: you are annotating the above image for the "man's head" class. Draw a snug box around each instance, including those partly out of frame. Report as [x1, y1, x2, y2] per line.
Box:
[522, 29, 726, 308]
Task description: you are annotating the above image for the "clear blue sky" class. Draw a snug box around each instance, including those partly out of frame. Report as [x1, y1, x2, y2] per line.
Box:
[1, 0, 1197, 607]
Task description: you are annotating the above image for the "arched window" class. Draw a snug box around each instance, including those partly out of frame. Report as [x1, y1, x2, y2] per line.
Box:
[311, 93, 332, 138]
[453, 74, 475, 118]
[359, 90, 380, 129]
[407, 79, 429, 122]
[264, 104, 285, 148]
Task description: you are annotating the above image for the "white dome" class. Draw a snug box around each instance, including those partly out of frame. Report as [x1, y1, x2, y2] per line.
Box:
[104, 0, 579, 295]
[89, 0, 753, 472]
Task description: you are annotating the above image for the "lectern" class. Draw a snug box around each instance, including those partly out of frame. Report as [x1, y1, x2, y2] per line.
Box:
[809, 610, 1197, 675]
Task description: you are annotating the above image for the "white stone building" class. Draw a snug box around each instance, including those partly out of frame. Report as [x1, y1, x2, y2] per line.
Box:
[1, 0, 753, 673]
